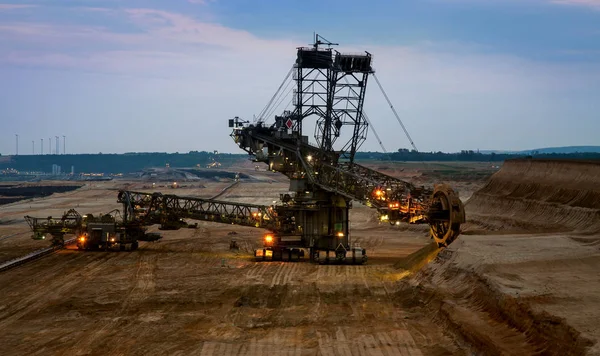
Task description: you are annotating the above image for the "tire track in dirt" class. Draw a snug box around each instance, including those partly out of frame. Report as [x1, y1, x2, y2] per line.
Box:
[199, 329, 303, 356]
[0, 248, 85, 288]
[200, 342, 243, 356]
[269, 262, 285, 287]
[245, 262, 270, 280]
[0, 252, 119, 329]
[311, 264, 426, 355]
[245, 262, 305, 287]
[316, 327, 423, 356]
[282, 263, 299, 285]
[270, 262, 302, 287]
[315, 265, 370, 289]
[70, 248, 159, 354]
[125, 251, 158, 304]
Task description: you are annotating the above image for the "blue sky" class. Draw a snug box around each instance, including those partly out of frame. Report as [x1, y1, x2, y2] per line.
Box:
[0, 0, 599, 155]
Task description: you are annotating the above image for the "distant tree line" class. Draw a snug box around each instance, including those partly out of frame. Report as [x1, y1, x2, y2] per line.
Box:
[355, 149, 600, 162]
[4, 149, 600, 175]
[3, 151, 246, 174]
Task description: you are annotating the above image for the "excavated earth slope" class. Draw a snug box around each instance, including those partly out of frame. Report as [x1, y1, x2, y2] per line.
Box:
[417, 158, 600, 354]
[465, 158, 600, 233]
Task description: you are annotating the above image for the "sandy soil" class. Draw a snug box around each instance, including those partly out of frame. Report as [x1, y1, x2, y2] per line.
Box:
[465, 159, 600, 233]
[0, 180, 239, 264]
[425, 159, 600, 355]
[0, 176, 458, 355]
[1, 159, 599, 355]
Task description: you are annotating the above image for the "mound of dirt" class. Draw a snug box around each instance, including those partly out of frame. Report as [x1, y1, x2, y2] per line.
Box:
[465, 158, 600, 233]
[411, 246, 595, 355]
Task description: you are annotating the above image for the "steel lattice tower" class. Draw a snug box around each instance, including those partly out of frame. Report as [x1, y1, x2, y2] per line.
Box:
[292, 34, 373, 163]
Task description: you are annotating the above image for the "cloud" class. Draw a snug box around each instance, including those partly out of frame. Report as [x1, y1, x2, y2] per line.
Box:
[1, 6, 598, 92]
[0, 4, 36, 10]
[78, 7, 114, 13]
[438, 0, 600, 10]
[1, 7, 597, 78]
[0, 5, 599, 154]
[0, 8, 297, 85]
[122, 8, 295, 52]
[0, 21, 148, 48]
[549, 0, 600, 9]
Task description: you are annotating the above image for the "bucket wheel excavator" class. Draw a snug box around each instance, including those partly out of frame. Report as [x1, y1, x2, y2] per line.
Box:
[25, 34, 465, 264]
[224, 34, 465, 263]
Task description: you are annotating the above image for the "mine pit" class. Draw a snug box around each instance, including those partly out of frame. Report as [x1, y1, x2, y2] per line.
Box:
[1, 158, 599, 355]
[2, 36, 599, 355]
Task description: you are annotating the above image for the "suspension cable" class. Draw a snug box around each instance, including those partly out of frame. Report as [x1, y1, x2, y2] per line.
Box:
[362, 111, 388, 154]
[372, 73, 418, 152]
[257, 66, 294, 122]
[263, 78, 294, 120]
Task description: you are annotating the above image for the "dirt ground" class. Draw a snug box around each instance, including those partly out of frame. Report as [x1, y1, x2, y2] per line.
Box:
[1, 160, 599, 355]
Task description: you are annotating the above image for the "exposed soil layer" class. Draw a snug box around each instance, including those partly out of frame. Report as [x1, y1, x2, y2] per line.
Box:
[452, 158, 600, 354]
[412, 246, 594, 356]
[465, 159, 600, 233]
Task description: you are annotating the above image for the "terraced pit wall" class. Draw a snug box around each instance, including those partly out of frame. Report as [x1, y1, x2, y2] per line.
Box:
[465, 158, 600, 233]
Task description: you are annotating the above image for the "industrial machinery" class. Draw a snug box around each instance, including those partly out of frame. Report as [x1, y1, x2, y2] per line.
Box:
[206, 150, 222, 168]
[225, 35, 465, 262]
[26, 209, 83, 246]
[25, 209, 157, 251]
[25, 34, 465, 264]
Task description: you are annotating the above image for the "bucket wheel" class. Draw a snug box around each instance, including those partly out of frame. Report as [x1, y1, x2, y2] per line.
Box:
[427, 184, 465, 247]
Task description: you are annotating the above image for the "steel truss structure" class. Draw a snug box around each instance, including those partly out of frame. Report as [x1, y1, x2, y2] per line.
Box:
[117, 191, 278, 231]
[25, 34, 465, 264]
[292, 34, 371, 162]
[230, 34, 465, 254]
[25, 209, 83, 245]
